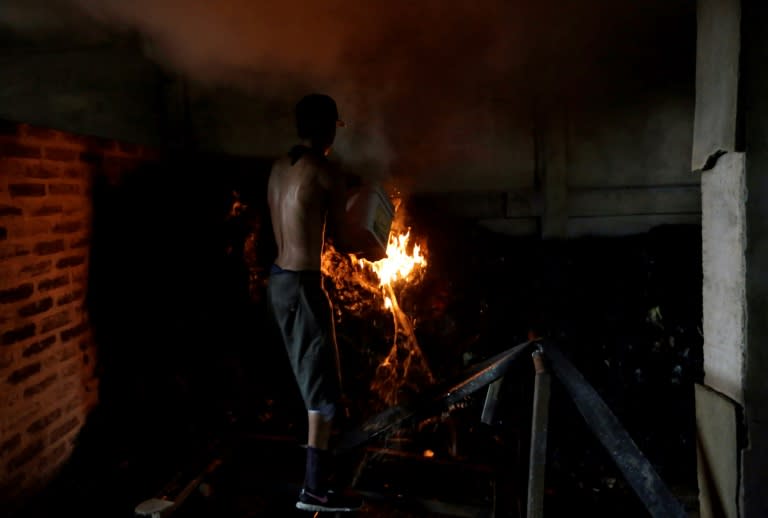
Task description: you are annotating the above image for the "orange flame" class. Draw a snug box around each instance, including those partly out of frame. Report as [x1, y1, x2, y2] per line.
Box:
[360, 231, 426, 290]
[322, 224, 434, 407]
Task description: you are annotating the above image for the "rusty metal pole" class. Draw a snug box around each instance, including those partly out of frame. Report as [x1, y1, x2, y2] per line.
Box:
[526, 347, 551, 518]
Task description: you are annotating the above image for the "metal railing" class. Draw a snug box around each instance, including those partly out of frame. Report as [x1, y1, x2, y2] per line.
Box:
[338, 339, 689, 518]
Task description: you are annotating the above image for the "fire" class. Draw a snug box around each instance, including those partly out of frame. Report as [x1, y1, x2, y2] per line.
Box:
[360, 231, 426, 290]
[322, 222, 434, 407]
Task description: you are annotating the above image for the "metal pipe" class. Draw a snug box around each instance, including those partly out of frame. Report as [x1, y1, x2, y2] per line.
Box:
[526, 348, 551, 518]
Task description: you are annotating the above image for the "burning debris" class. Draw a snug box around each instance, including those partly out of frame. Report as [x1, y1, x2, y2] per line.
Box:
[322, 203, 434, 408]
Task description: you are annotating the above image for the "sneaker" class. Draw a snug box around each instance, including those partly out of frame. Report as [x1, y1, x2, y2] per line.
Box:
[295, 487, 364, 512]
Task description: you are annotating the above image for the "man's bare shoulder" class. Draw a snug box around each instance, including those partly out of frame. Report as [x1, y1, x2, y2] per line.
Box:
[269, 152, 338, 197]
[296, 152, 338, 190]
[270, 155, 293, 176]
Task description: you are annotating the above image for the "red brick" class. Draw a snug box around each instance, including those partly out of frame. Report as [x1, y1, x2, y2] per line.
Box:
[6, 220, 49, 239]
[61, 360, 80, 378]
[38, 441, 68, 470]
[0, 142, 42, 159]
[17, 297, 54, 317]
[40, 311, 71, 333]
[0, 433, 21, 457]
[71, 270, 87, 285]
[49, 416, 79, 444]
[38, 275, 69, 292]
[0, 283, 34, 304]
[64, 397, 79, 413]
[7, 440, 44, 471]
[0, 349, 13, 369]
[20, 260, 52, 278]
[31, 205, 63, 217]
[43, 148, 79, 162]
[69, 237, 89, 249]
[60, 322, 88, 341]
[1, 324, 36, 347]
[34, 240, 65, 256]
[56, 290, 83, 306]
[9, 183, 46, 198]
[22, 335, 57, 358]
[48, 184, 80, 196]
[0, 388, 21, 410]
[0, 244, 31, 261]
[51, 221, 83, 234]
[56, 255, 85, 268]
[62, 204, 87, 216]
[0, 205, 23, 217]
[0, 245, 19, 261]
[1, 159, 39, 178]
[23, 372, 58, 398]
[7, 361, 40, 383]
[58, 343, 78, 362]
[27, 408, 63, 434]
[64, 168, 86, 179]
[26, 165, 61, 179]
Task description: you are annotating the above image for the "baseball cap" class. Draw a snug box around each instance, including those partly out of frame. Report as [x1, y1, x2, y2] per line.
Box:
[296, 93, 345, 129]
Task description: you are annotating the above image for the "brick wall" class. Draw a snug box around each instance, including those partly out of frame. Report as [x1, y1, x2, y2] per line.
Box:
[0, 120, 155, 505]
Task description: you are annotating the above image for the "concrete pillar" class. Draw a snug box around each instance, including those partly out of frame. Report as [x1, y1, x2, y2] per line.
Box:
[696, 0, 768, 516]
[698, 152, 744, 518]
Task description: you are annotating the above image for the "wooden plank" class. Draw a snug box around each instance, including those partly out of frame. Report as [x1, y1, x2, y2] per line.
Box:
[695, 383, 739, 518]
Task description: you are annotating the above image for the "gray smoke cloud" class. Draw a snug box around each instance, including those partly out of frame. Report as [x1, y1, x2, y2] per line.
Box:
[0, 0, 693, 190]
[71, 0, 526, 188]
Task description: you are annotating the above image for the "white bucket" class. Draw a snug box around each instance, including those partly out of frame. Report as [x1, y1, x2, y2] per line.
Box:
[345, 183, 394, 259]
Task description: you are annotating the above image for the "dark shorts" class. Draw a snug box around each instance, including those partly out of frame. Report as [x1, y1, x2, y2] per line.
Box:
[266, 269, 342, 412]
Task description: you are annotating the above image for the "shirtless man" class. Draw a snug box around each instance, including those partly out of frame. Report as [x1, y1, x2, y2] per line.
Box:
[266, 93, 363, 512]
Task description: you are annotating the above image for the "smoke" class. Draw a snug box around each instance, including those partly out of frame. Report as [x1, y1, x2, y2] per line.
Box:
[0, 0, 694, 190]
[0, 0, 107, 40]
[72, 0, 527, 187]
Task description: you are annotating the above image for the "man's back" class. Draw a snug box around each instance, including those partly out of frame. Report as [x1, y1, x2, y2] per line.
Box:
[268, 148, 330, 271]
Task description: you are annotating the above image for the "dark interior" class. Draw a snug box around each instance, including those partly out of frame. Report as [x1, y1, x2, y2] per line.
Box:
[8, 153, 702, 517]
[0, 1, 720, 516]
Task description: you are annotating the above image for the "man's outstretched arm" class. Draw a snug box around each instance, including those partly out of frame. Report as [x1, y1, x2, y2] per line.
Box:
[320, 165, 353, 253]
